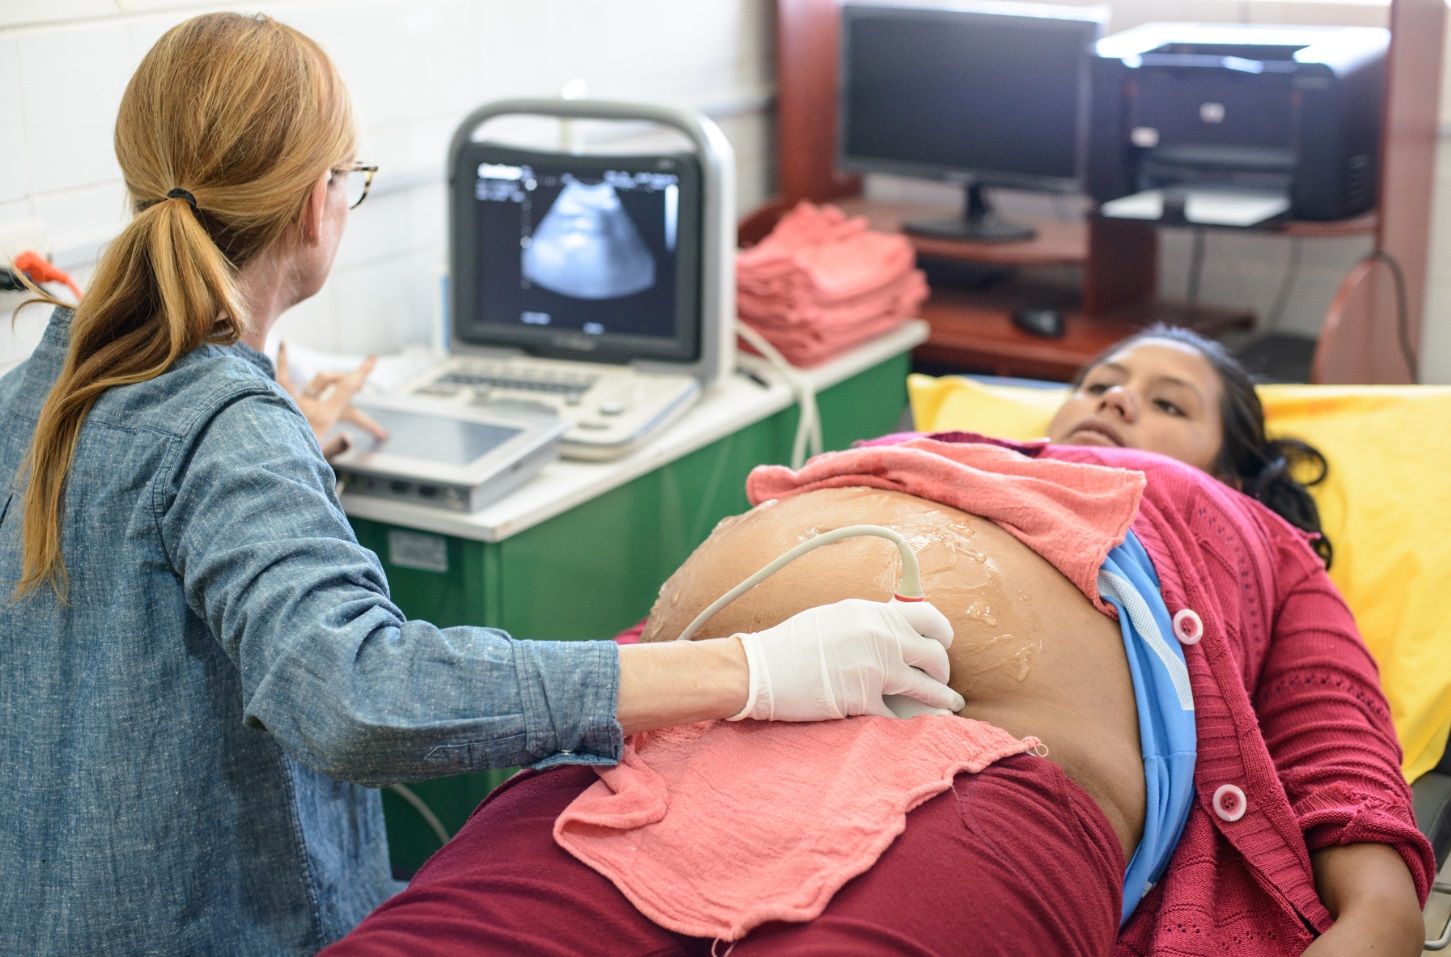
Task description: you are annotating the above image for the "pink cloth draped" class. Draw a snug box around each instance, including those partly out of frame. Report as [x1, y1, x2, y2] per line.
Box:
[554, 717, 1042, 941]
[746, 436, 1145, 611]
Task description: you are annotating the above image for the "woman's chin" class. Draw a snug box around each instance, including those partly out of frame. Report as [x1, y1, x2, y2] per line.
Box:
[1065, 430, 1120, 448]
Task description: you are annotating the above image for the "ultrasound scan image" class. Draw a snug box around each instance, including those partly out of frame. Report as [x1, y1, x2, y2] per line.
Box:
[522, 180, 656, 299]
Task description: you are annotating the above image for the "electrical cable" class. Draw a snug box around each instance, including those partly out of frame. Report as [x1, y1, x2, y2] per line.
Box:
[1324, 248, 1419, 383]
[1186, 228, 1206, 305]
[735, 321, 822, 469]
[676, 524, 923, 643]
[1264, 236, 1303, 330]
[386, 783, 451, 848]
[1370, 248, 1419, 383]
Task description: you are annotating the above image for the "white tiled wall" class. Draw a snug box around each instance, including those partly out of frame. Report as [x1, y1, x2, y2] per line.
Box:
[1417, 138, 1451, 384]
[0, 0, 774, 365]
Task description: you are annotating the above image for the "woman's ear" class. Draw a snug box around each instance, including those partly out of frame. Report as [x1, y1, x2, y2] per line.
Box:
[297, 169, 331, 245]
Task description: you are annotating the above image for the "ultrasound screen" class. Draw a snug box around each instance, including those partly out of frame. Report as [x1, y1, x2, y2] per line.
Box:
[452, 147, 702, 363]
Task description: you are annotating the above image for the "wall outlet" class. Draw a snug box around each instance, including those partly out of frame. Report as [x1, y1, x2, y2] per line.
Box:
[0, 221, 50, 264]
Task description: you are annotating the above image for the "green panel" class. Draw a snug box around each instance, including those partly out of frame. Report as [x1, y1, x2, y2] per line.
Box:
[816, 352, 913, 451]
[352, 351, 911, 876]
[348, 520, 496, 627]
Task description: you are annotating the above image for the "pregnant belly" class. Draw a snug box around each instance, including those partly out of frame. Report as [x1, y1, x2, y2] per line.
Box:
[642, 486, 1147, 860]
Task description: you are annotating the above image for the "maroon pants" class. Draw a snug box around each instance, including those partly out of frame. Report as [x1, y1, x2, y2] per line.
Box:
[323, 752, 1124, 957]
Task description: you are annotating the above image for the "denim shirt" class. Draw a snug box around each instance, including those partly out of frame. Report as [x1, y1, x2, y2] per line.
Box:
[0, 310, 623, 955]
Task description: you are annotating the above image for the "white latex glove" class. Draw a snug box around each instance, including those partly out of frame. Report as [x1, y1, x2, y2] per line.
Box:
[727, 598, 964, 722]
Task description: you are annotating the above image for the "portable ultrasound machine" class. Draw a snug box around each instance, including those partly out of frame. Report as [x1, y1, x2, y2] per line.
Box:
[329, 98, 737, 511]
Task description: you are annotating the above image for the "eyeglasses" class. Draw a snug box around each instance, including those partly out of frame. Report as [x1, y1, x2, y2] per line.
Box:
[330, 162, 378, 210]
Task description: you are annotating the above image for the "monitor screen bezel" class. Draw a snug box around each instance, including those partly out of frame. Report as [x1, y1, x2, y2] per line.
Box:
[449, 142, 704, 365]
[835, 1, 1107, 196]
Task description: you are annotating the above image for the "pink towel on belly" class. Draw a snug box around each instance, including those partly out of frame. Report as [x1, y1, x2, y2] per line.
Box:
[747, 436, 1144, 612]
[554, 717, 1042, 941]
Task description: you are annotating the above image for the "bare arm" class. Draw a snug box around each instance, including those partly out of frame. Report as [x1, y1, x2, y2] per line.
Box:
[616, 637, 749, 736]
[616, 598, 961, 734]
[1302, 843, 1423, 957]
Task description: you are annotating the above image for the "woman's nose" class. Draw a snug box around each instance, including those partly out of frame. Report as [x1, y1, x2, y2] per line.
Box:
[1098, 386, 1137, 421]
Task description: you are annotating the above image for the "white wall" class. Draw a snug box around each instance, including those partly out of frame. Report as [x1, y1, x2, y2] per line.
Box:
[0, 0, 774, 367]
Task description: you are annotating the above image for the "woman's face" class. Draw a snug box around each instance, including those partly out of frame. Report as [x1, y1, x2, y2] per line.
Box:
[1045, 339, 1226, 475]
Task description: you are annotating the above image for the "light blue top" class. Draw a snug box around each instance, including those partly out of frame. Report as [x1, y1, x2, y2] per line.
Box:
[0, 310, 623, 956]
[1099, 530, 1198, 924]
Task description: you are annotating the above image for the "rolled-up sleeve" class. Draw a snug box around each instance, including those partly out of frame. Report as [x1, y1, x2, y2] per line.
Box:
[156, 387, 623, 786]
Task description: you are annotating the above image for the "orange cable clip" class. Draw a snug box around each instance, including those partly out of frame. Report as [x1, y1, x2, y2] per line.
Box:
[14, 250, 83, 301]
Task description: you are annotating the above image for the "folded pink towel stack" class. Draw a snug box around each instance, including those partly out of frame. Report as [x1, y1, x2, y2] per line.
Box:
[736, 202, 929, 366]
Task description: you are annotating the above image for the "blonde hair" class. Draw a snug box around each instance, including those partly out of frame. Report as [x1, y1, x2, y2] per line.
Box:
[15, 12, 356, 599]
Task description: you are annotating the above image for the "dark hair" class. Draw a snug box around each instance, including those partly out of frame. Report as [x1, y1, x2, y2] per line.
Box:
[1075, 325, 1333, 568]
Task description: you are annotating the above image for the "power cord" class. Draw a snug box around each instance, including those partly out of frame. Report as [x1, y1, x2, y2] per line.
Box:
[735, 321, 822, 469]
[1371, 248, 1419, 384]
[1186, 227, 1206, 305]
[1263, 236, 1303, 330]
[1322, 248, 1418, 383]
[386, 783, 451, 849]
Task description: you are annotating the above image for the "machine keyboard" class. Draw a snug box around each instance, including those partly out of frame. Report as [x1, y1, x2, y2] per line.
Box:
[435, 365, 598, 396]
[402, 356, 700, 460]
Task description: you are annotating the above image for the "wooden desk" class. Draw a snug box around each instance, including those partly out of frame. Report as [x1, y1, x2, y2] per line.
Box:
[840, 199, 1255, 380]
[912, 284, 1259, 382]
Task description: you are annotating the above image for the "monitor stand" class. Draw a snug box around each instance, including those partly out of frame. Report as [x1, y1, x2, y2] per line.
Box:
[901, 183, 1037, 243]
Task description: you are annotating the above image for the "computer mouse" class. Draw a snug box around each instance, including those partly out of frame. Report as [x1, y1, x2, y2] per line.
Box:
[1011, 306, 1065, 338]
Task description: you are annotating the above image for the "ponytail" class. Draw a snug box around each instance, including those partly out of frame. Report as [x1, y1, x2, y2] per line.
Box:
[12, 12, 355, 600]
[15, 199, 243, 600]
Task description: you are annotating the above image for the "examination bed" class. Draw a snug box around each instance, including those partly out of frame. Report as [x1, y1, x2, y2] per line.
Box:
[909, 374, 1451, 947]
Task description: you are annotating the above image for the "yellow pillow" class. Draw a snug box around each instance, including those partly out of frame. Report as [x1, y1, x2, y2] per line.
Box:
[909, 373, 1451, 782]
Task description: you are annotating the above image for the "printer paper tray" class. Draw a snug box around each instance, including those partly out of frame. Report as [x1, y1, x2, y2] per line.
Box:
[1098, 187, 1291, 228]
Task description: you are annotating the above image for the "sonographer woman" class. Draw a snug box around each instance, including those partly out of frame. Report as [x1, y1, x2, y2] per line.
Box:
[0, 14, 961, 956]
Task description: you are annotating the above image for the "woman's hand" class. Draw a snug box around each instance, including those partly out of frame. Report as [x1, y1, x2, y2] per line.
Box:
[728, 598, 961, 722]
[1304, 843, 1425, 957]
[275, 341, 388, 458]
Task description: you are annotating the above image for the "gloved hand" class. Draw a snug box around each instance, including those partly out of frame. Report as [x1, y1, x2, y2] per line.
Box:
[727, 598, 964, 722]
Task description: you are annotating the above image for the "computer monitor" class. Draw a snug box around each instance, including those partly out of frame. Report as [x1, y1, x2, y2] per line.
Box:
[449, 143, 703, 364]
[837, 0, 1107, 242]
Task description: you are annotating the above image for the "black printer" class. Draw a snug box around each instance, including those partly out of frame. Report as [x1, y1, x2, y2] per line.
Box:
[1086, 23, 1388, 223]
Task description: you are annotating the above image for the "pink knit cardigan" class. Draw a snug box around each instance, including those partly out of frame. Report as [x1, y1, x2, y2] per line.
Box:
[898, 432, 1435, 955]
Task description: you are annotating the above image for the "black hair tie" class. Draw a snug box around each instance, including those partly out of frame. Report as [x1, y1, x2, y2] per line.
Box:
[166, 188, 198, 213]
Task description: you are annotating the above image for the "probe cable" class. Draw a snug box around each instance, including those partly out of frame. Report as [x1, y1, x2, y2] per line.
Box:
[676, 524, 923, 643]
